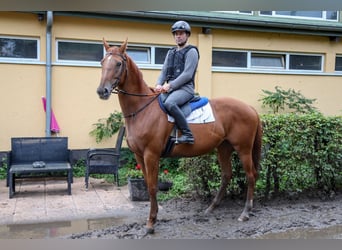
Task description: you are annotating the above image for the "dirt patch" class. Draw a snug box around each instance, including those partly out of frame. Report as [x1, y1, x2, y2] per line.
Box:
[65, 191, 342, 239]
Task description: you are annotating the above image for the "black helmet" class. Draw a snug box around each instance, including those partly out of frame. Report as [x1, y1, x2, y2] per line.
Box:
[171, 20, 191, 35]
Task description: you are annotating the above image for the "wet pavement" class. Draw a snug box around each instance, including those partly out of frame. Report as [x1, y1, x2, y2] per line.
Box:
[0, 177, 146, 238]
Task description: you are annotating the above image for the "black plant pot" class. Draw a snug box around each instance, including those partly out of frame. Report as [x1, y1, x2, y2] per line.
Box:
[158, 181, 173, 191]
[127, 178, 149, 201]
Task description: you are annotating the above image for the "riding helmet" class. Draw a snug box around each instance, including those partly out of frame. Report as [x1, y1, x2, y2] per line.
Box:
[171, 20, 191, 36]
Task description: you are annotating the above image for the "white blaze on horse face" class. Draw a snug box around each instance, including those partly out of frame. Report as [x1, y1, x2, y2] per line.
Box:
[107, 55, 112, 62]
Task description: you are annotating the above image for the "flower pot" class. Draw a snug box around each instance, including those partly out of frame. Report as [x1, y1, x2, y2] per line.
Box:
[127, 178, 149, 201]
[158, 181, 173, 191]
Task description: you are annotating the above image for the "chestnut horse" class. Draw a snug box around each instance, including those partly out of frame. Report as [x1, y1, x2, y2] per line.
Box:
[97, 39, 262, 234]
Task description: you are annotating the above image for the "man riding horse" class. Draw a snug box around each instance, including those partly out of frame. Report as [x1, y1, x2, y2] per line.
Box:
[155, 20, 199, 144]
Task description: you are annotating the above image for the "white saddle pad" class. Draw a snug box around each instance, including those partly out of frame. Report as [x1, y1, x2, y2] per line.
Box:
[167, 103, 215, 124]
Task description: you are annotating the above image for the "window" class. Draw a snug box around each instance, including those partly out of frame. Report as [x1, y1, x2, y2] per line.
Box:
[289, 54, 322, 71]
[335, 56, 342, 71]
[155, 47, 170, 64]
[0, 36, 39, 61]
[56, 39, 171, 67]
[57, 40, 103, 62]
[259, 11, 338, 21]
[212, 50, 247, 67]
[126, 47, 150, 63]
[212, 49, 323, 72]
[251, 53, 285, 68]
[213, 11, 252, 15]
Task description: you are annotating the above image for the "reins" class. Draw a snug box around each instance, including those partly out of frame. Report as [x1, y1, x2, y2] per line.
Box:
[112, 88, 160, 97]
[121, 93, 160, 118]
[113, 88, 160, 118]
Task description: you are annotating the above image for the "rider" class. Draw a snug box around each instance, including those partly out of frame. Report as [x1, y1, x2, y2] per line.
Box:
[155, 20, 199, 144]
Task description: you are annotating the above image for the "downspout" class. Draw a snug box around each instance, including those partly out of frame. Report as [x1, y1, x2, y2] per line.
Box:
[45, 11, 53, 136]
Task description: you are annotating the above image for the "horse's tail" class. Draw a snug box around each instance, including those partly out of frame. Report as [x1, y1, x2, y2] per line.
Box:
[252, 115, 263, 177]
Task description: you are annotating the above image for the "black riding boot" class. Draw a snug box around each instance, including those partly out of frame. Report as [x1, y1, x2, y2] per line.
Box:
[168, 105, 194, 144]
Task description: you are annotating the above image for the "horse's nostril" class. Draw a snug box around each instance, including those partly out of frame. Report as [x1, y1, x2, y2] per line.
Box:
[97, 86, 111, 99]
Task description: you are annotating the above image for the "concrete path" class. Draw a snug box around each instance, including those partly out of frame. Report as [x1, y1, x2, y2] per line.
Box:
[0, 177, 148, 238]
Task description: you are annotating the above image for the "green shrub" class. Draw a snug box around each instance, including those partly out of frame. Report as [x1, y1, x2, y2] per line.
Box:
[261, 113, 341, 197]
[179, 113, 342, 199]
[89, 111, 123, 143]
[0, 157, 7, 180]
[259, 86, 318, 114]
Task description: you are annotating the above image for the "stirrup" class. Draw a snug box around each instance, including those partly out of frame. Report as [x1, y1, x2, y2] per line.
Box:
[175, 135, 194, 144]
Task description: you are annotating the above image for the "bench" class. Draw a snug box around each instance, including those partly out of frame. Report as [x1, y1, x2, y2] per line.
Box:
[7, 137, 72, 198]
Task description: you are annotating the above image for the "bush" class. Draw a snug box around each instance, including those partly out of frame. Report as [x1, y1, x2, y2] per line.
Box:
[261, 113, 342, 197]
[179, 113, 342, 199]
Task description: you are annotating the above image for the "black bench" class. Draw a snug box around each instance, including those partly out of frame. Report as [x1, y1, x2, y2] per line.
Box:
[7, 137, 72, 198]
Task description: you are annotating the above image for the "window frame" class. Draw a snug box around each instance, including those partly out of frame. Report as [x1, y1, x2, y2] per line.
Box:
[335, 55, 342, 72]
[212, 49, 324, 73]
[56, 39, 104, 66]
[0, 35, 40, 63]
[55, 39, 171, 68]
[259, 11, 338, 21]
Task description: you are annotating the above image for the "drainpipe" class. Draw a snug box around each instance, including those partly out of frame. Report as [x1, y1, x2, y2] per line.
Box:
[45, 11, 53, 136]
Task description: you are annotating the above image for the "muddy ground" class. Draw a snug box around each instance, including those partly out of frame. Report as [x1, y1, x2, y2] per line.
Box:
[66, 190, 342, 239]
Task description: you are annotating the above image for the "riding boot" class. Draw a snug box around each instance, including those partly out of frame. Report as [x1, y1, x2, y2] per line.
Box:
[168, 105, 195, 144]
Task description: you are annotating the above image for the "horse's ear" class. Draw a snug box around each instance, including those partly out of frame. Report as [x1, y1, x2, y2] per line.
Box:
[120, 38, 128, 54]
[103, 37, 110, 51]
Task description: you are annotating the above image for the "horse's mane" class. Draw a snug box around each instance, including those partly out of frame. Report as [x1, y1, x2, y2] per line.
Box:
[124, 51, 156, 93]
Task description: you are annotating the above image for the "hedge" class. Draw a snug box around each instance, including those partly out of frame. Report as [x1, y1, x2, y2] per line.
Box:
[180, 113, 342, 198]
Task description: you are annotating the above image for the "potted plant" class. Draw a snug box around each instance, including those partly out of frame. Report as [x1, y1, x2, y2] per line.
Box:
[158, 168, 173, 191]
[127, 164, 149, 201]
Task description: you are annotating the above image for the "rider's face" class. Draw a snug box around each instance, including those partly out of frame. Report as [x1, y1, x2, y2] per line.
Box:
[173, 31, 188, 47]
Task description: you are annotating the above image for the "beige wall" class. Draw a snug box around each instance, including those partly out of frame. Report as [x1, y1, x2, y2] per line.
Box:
[1, 12, 342, 151]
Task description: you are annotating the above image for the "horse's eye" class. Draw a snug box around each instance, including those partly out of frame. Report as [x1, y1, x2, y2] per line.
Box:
[116, 62, 122, 67]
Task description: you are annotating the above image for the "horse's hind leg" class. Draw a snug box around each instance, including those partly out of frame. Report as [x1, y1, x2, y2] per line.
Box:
[205, 141, 233, 214]
[238, 152, 257, 222]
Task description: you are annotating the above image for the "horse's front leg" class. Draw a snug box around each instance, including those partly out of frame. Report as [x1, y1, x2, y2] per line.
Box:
[139, 153, 160, 234]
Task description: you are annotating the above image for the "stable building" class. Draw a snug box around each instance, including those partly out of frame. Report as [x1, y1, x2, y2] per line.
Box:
[1, 11, 342, 151]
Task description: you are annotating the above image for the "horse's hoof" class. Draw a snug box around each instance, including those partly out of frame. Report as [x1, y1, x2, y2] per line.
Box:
[238, 215, 249, 222]
[205, 207, 212, 214]
[146, 226, 155, 234]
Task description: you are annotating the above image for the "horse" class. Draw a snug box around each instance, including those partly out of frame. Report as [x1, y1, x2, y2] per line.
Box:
[97, 38, 262, 234]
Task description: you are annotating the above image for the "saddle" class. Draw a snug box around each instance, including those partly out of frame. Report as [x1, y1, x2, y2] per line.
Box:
[158, 95, 214, 157]
[158, 95, 209, 117]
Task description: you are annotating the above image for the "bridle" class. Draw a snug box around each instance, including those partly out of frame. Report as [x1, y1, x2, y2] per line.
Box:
[103, 52, 127, 90]
[103, 51, 161, 118]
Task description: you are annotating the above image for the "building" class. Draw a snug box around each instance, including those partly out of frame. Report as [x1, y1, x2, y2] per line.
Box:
[1, 11, 342, 152]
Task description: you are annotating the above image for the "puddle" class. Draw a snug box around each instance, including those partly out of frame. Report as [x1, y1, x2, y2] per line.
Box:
[255, 224, 342, 239]
[0, 216, 131, 239]
[1, 216, 341, 239]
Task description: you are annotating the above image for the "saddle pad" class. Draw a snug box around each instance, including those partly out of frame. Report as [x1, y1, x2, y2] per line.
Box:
[167, 102, 215, 124]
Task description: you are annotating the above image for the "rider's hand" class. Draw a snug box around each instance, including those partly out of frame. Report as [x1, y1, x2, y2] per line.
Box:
[155, 85, 163, 93]
[162, 83, 171, 93]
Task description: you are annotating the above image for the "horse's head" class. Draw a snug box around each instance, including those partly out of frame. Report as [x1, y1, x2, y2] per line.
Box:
[97, 38, 128, 100]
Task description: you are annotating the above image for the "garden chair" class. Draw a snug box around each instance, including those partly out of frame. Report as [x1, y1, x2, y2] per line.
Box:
[85, 126, 125, 188]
